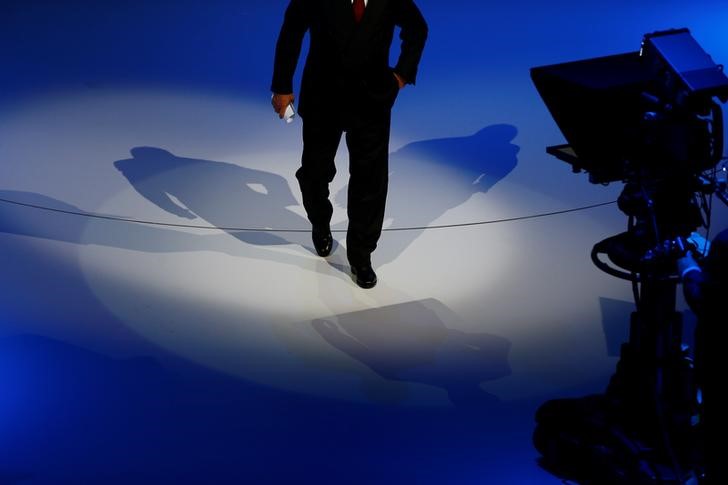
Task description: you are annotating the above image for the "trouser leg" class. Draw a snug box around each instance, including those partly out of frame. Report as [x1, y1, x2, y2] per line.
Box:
[296, 119, 343, 229]
[344, 114, 391, 266]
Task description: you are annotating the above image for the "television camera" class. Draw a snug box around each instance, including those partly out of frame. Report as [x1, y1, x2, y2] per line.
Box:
[530, 29, 728, 484]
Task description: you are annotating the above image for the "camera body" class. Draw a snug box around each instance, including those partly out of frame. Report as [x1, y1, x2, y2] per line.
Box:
[533, 29, 727, 279]
[532, 28, 727, 188]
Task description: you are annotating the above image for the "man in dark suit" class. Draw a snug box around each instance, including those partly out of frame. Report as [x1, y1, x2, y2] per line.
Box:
[271, 0, 427, 288]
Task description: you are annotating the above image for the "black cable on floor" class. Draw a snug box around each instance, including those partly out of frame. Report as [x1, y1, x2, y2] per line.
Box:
[0, 196, 617, 233]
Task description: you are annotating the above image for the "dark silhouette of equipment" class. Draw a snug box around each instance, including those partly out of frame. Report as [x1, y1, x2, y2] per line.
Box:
[530, 29, 728, 484]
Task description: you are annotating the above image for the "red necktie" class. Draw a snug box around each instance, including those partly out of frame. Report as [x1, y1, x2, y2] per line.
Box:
[353, 0, 365, 23]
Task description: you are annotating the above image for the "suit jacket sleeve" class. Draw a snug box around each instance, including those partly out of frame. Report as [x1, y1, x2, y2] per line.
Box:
[393, 0, 428, 85]
[271, 0, 309, 94]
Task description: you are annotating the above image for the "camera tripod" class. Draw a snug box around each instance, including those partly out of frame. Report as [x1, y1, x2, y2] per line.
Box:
[534, 183, 704, 484]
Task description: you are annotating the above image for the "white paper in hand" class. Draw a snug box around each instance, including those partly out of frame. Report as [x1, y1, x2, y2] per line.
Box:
[284, 103, 295, 124]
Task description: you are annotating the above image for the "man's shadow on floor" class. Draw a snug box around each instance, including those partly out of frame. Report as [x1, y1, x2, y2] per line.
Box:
[334, 124, 520, 265]
[114, 146, 310, 248]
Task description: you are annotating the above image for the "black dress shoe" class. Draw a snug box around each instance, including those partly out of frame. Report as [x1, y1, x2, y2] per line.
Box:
[312, 227, 333, 257]
[351, 263, 377, 289]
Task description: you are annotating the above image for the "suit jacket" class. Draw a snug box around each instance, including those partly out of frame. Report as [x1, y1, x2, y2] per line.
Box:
[271, 0, 428, 120]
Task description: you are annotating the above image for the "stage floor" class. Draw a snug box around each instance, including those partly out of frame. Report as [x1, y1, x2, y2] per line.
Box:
[1, 1, 727, 483]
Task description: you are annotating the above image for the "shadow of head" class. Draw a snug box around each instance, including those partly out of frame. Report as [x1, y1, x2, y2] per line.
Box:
[130, 146, 176, 160]
[115, 147, 187, 176]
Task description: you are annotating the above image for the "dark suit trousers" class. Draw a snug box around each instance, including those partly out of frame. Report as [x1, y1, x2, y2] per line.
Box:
[296, 113, 390, 266]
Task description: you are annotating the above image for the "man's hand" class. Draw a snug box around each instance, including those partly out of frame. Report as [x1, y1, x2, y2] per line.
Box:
[272, 93, 295, 118]
[393, 72, 406, 89]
